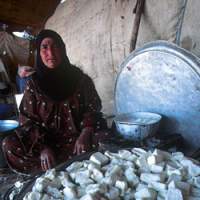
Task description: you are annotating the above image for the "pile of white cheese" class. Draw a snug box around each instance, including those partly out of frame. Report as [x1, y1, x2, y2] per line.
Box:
[23, 148, 200, 200]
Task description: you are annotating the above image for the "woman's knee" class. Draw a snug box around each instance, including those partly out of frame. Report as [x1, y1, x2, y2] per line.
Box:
[2, 135, 19, 151]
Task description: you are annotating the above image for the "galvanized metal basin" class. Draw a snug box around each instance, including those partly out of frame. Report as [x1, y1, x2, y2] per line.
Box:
[114, 112, 162, 141]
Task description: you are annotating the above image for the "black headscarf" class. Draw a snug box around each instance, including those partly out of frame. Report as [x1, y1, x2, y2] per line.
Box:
[35, 29, 82, 101]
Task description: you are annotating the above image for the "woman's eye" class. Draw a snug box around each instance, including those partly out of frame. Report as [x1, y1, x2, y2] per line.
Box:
[41, 44, 59, 50]
[41, 44, 48, 50]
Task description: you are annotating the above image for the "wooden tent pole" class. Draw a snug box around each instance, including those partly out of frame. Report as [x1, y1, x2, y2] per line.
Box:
[130, 0, 145, 52]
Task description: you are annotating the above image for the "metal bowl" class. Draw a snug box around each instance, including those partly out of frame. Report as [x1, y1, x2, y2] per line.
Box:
[0, 120, 19, 168]
[0, 120, 19, 135]
[114, 112, 162, 141]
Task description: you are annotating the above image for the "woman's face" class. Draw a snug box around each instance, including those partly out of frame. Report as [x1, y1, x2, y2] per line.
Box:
[40, 37, 62, 69]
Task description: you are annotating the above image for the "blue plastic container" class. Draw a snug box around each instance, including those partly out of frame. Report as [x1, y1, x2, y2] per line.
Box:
[0, 120, 19, 167]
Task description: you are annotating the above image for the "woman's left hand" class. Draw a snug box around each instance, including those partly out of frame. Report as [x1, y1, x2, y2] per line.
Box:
[73, 127, 93, 155]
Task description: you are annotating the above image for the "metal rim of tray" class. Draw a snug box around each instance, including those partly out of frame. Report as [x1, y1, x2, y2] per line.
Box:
[115, 40, 200, 111]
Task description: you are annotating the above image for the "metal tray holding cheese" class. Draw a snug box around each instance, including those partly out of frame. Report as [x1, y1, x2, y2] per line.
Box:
[5, 148, 200, 200]
[3, 151, 95, 200]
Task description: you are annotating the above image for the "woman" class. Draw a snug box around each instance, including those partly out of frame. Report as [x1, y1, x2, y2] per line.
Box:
[2, 29, 109, 174]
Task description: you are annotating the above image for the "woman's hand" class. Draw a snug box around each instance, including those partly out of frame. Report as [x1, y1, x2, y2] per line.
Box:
[40, 147, 56, 171]
[73, 127, 93, 155]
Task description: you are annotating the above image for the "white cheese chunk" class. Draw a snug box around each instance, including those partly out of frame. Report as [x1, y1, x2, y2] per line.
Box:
[131, 148, 148, 157]
[41, 194, 55, 200]
[134, 188, 157, 199]
[74, 169, 92, 185]
[101, 175, 117, 186]
[90, 152, 109, 166]
[80, 194, 96, 200]
[83, 160, 91, 168]
[46, 186, 63, 199]
[166, 188, 184, 200]
[87, 162, 101, 171]
[180, 159, 200, 177]
[166, 164, 186, 177]
[193, 176, 200, 188]
[191, 186, 200, 197]
[91, 168, 104, 182]
[148, 181, 167, 192]
[79, 193, 107, 200]
[172, 152, 185, 161]
[140, 173, 166, 184]
[118, 150, 132, 159]
[157, 190, 168, 199]
[168, 180, 191, 196]
[157, 194, 165, 200]
[147, 154, 163, 165]
[23, 191, 42, 200]
[105, 187, 120, 200]
[104, 151, 120, 159]
[123, 188, 136, 200]
[125, 167, 139, 186]
[85, 183, 107, 194]
[66, 161, 83, 172]
[44, 169, 57, 180]
[33, 177, 51, 192]
[136, 156, 150, 173]
[14, 181, 24, 189]
[76, 186, 86, 197]
[115, 180, 128, 193]
[59, 171, 75, 188]
[105, 165, 123, 177]
[63, 186, 77, 199]
[167, 174, 182, 183]
[136, 183, 148, 191]
[150, 162, 165, 173]
[153, 149, 171, 160]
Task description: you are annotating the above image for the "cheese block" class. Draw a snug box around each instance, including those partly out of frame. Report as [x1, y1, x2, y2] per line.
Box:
[140, 173, 166, 184]
[90, 152, 109, 166]
[166, 188, 184, 200]
[134, 188, 157, 199]
[147, 154, 163, 165]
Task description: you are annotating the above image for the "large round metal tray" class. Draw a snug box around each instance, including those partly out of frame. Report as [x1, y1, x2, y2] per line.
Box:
[115, 40, 200, 152]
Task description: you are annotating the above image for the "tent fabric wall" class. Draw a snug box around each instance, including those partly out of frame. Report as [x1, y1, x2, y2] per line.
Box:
[0, 32, 29, 65]
[136, 0, 186, 48]
[180, 0, 200, 57]
[45, 0, 187, 115]
[0, 58, 10, 82]
[0, 31, 30, 82]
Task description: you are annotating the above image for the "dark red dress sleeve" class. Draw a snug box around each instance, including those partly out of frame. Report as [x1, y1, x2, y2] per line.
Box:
[16, 79, 47, 154]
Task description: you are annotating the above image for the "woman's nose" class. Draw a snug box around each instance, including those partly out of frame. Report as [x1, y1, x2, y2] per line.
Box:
[46, 47, 55, 57]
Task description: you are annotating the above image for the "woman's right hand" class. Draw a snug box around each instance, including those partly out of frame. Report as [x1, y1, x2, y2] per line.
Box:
[40, 147, 56, 171]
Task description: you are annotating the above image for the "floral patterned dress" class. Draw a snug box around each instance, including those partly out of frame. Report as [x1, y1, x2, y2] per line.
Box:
[2, 74, 109, 174]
